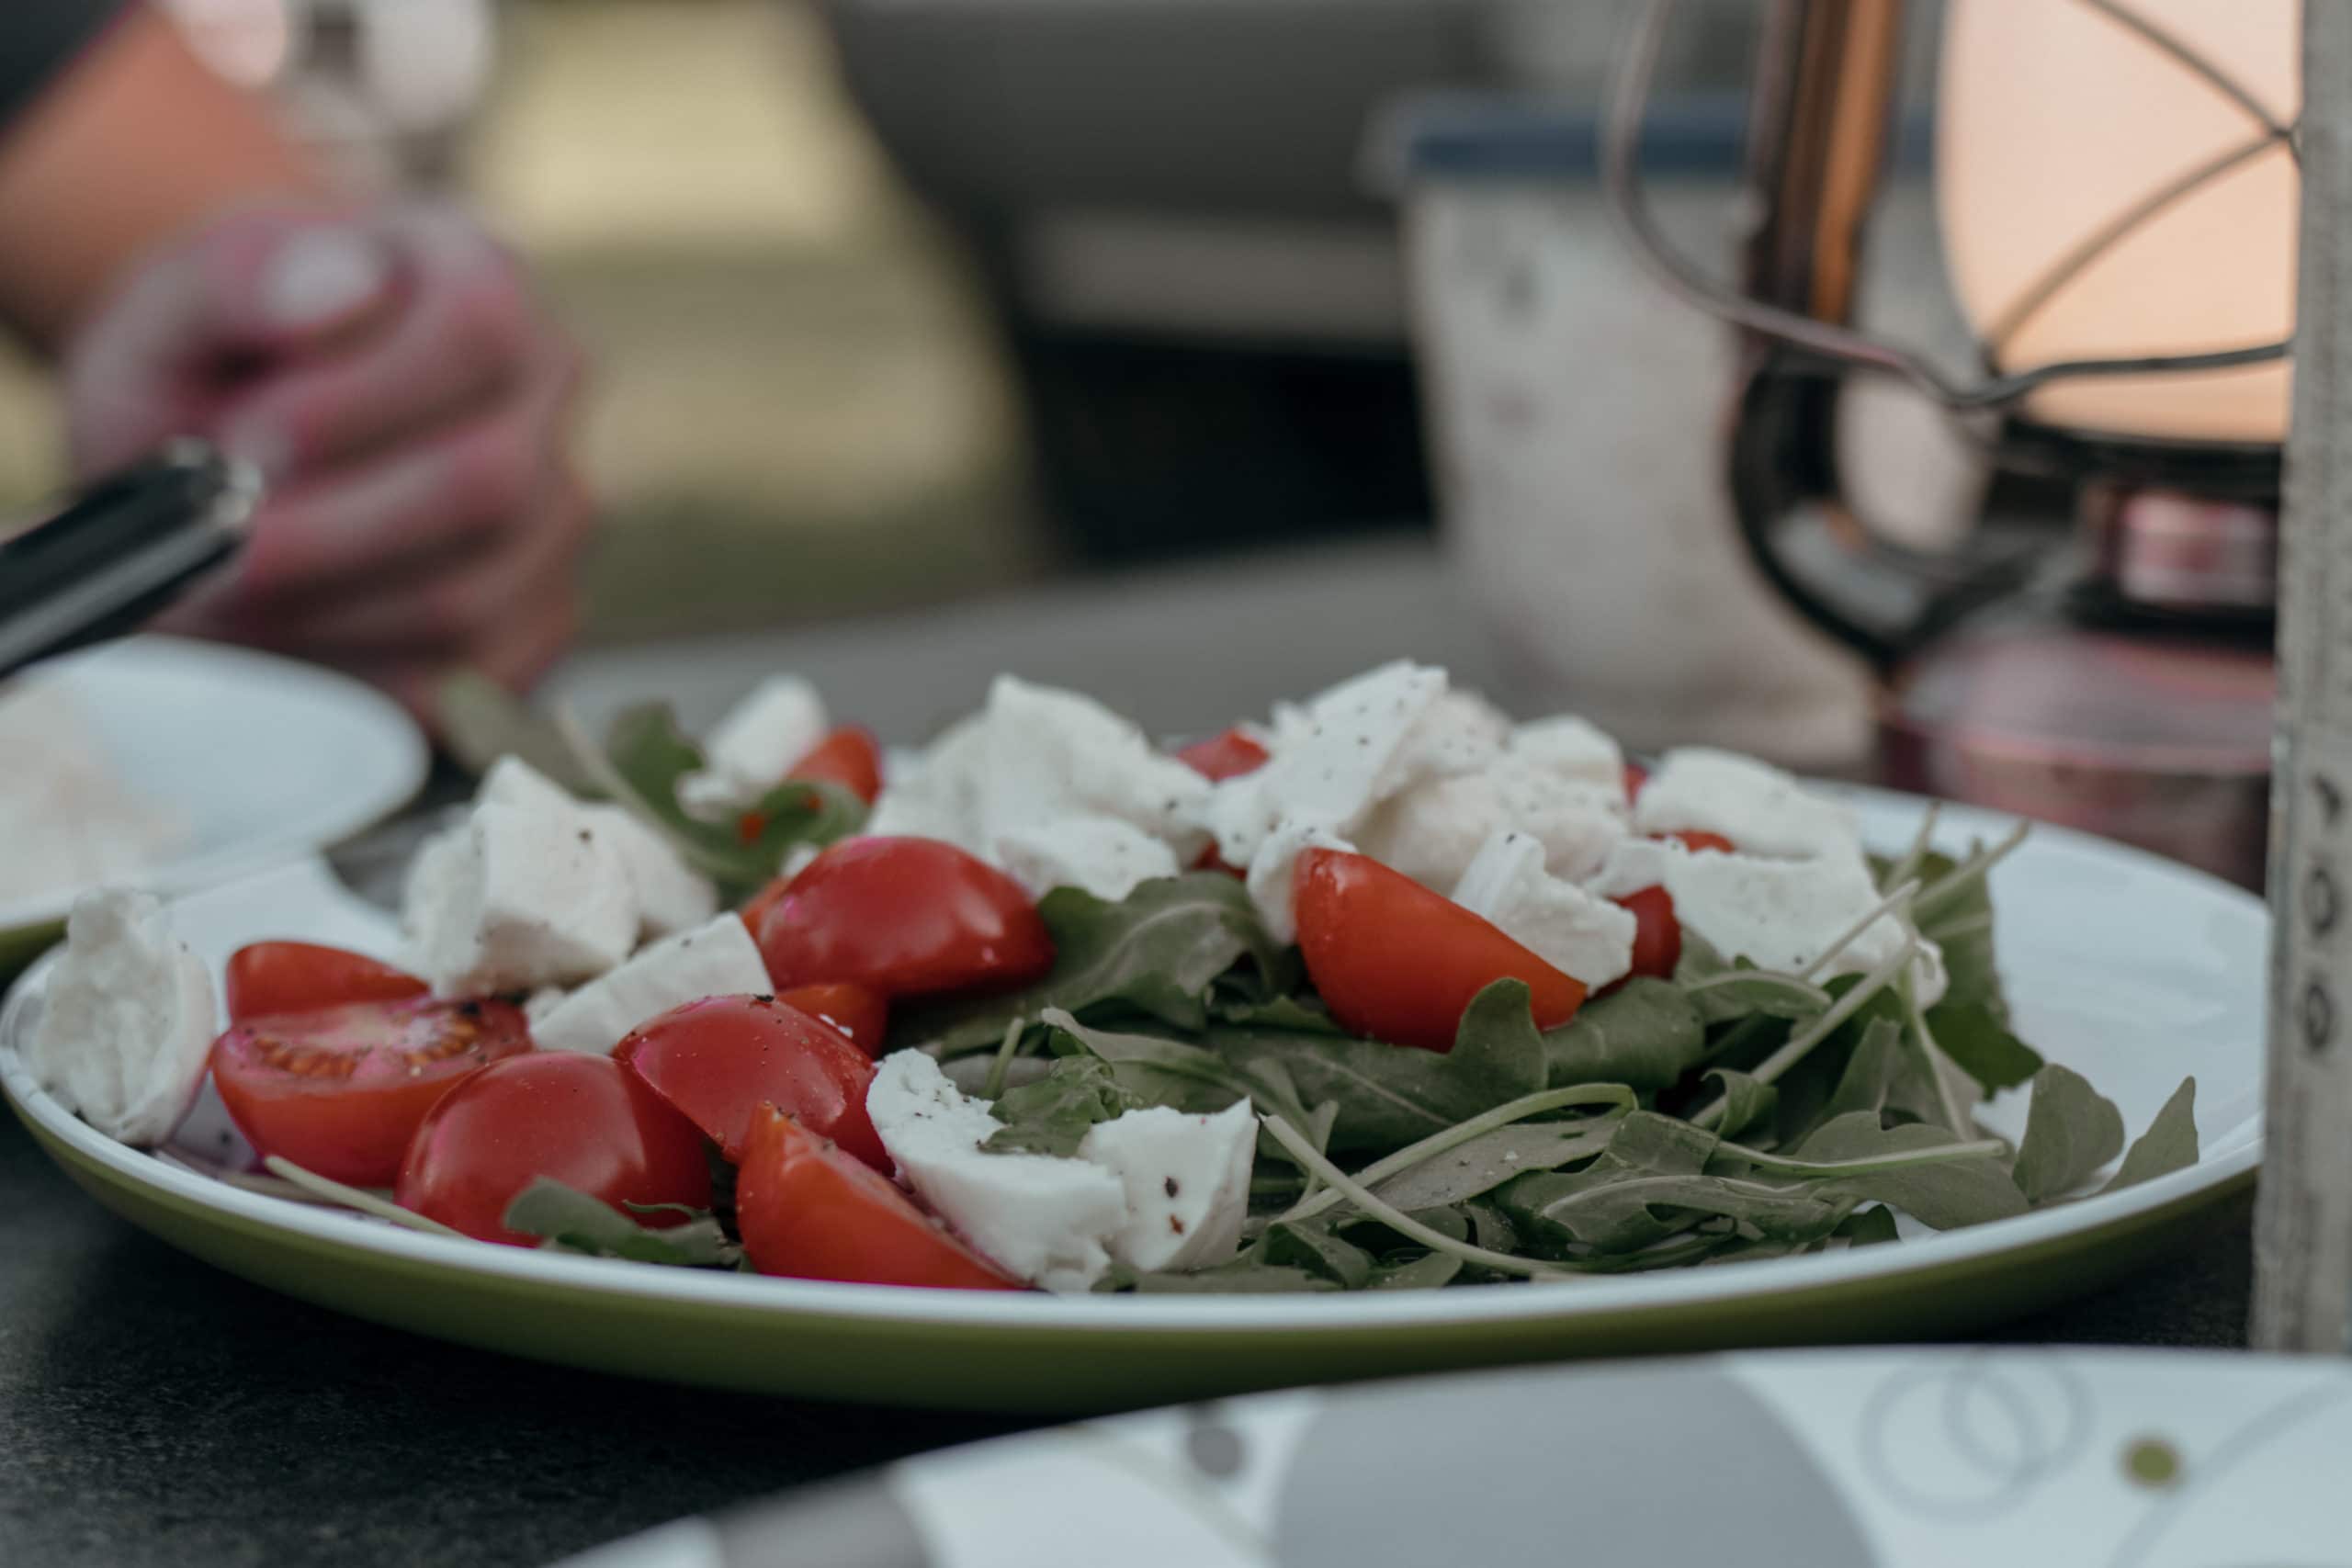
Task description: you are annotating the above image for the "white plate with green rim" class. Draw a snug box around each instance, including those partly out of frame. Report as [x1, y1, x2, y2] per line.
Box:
[0, 636, 428, 969]
[0, 794, 2266, 1416]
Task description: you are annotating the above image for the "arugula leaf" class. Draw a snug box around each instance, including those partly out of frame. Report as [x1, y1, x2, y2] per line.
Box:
[1702, 1068, 1779, 1141]
[2100, 1077, 2199, 1194]
[503, 1178, 740, 1267]
[1834, 1206, 1901, 1247]
[1817, 1019, 1908, 1123]
[1368, 1253, 1464, 1291]
[1790, 1113, 2030, 1229]
[1926, 1000, 2044, 1093]
[981, 1056, 1141, 1156]
[577, 703, 865, 895]
[910, 874, 1284, 1051]
[1677, 935, 1832, 1025]
[1044, 1010, 1314, 1130]
[438, 671, 602, 794]
[1204, 982, 1551, 1156]
[1212, 991, 1345, 1034]
[1540, 979, 1709, 1092]
[1494, 1112, 1724, 1252]
[1912, 848, 2007, 1021]
[1260, 1220, 1376, 1289]
[1367, 1116, 1622, 1212]
[2011, 1064, 2127, 1203]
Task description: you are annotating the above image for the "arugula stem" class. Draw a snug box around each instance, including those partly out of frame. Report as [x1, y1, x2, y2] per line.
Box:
[1695, 937, 1920, 1130]
[1719, 1136, 2008, 1178]
[1879, 801, 1942, 897]
[1680, 971, 1835, 1010]
[980, 1015, 1026, 1100]
[1902, 976, 1974, 1139]
[261, 1156, 466, 1238]
[1913, 820, 2030, 920]
[1259, 1116, 1582, 1282]
[1275, 1084, 1636, 1227]
[1797, 884, 1917, 984]
[1295, 1101, 1341, 1207]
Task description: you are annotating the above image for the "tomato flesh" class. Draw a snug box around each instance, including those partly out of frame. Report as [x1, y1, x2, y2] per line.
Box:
[1623, 762, 1649, 803]
[224, 942, 427, 1022]
[616, 994, 888, 1168]
[1617, 884, 1682, 981]
[754, 836, 1053, 1000]
[1175, 727, 1270, 782]
[396, 1053, 711, 1246]
[776, 982, 888, 1051]
[1293, 848, 1586, 1053]
[736, 1105, 1018, 1290]
[211, 997, 529, 1186]
[1667, 829, 1736, 854]
[786, 726, 884, 805]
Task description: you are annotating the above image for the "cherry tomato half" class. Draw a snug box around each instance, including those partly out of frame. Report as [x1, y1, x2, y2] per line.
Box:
[1623, 762, 1649, 803]
[1293, 848, 1587, 1053]
[616, 994, 888, 1168]
[1175, 727, 1270, 782]
[396, 1053, 712, 1246]
[211, 997, 530, 1186]
[224, 942, 428, 1023]
[1666, 829, 1736, 855]
[736, 1105, 1018, 1290]
[786, 726, 885, 805]
[776, 982, 888, 1051]
[1617, 884, 1682, 982]
[754, 837, 1053, 1000]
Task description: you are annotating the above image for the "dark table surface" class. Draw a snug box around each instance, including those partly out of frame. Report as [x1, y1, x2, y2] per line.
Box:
[0, 541, 2266, 1567]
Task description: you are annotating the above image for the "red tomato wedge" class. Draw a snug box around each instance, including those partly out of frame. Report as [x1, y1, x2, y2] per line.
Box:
[786, 726, 884, 805]
[776, 982, 888, 1051]
[754, 837, 1053, 1000]
[1666, 829, 1736, 854]
[396, 1053, 711, 1246]
[1617, 884, 1682, 981]
[210, 997, 529, 1186]
[1293, 848, 1587, 1052]
[736, 1105, 1018, 1291]
[1623, 761, 1649, 802]
[1175, 727, 1270, 782]
[223, 942, 428, 1023]
[615, 994, 888, 1168]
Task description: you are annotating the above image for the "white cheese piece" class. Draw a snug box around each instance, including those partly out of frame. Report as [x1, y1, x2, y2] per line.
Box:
[530, 914, 771, 1055]
[1243, 820, 1355, 945]
[477, 754, 578, 817]
[867, 1051, 1127, 1292]
[1199, 660, 1451, 869]
[396, 823, 472, 973]
[1509, 715, 1626, 791]
[1634, 747, 1862, 860]
[1356, 756, 1629, 891]
[1583, 836, 1674, 901]
[864, 713, 988, 843]
[1078, 1100, 1256, 1273]
[1379, 688, 1511, 794]
[582, 804, 717, 941]
[679, 674, 830, 811]
[25, 889, 217, 1145]
[1660, 848, 1946, 1002]
[1450, 830, 1636, 989]
[974, 676, 1213, 858]
[408, 803, 638, 997]
[479, 755, 716, 941]
[523, 986, 570, 1025]
[994, 815, 1180, 903]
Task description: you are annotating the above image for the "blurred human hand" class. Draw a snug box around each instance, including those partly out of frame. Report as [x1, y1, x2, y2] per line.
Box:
[62, 202, 589, 720]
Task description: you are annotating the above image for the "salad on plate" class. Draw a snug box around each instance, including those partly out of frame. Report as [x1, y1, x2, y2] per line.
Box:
[15, 662, 2200, 1294]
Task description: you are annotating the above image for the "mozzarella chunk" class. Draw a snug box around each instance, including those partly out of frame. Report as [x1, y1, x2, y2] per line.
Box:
[1634, 748, 1862, 860]
[406, 802, 638, 997]
[680, 675, 830, 810]
[867, 1051, 1126, 1292]
[1660, 848, 1946, 1002]
[864, 713, 988, 842]
[25, 889, 217, 1145]
[530, 914, 770, 1055]
[1243, 820, 1354, 945]
[1078, 1100, 1256, 1272]
[1509, 716, 1625, 791]
[1383, 688, 1511, 792]
[973, 676, 1212, 856]
[1583, 835, 1672, 901]
[995, 815, 1180, 903]
[524, 986, 570, 1025]
[582, 804, 717, 941]
[480, 756, 716, 941]
[1200, 660, 1452, 868]
[1450, 830, 1635, 989]
[1356, 756, 1628, 891]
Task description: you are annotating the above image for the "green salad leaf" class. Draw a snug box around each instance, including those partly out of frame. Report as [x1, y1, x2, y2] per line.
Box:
[1540, 979, 1709, 1091]
[1925, 1000, 2045, 1094]
[503, 1178, 741, 1268]
[2011, 1064, 2128, 1203]
[981, 1056, 1143, 1156]
[2101, 1077, 2199, 1194]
